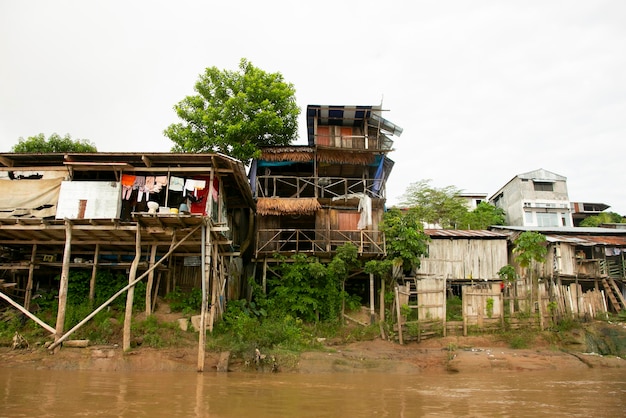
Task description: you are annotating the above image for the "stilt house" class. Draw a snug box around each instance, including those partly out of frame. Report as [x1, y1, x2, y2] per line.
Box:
[0, 152, 254, 365]
[251, 105, 402, 261]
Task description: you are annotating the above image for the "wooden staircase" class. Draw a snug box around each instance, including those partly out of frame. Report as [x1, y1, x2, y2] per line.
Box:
[601, 277, 626, 312]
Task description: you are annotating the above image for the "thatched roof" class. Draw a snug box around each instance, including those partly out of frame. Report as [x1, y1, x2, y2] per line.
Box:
[256, 197, 321, 215]
[316, 149, 375, 165]
[260, 147, 314, 163]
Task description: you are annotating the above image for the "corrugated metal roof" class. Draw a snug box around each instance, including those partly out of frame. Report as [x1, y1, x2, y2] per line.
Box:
[490, 225, 626, 235]
[424, 229, 508, 239]
[545, 234, 626, 246]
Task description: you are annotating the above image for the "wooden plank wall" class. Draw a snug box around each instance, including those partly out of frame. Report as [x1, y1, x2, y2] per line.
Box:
[419, 239, 508, 280]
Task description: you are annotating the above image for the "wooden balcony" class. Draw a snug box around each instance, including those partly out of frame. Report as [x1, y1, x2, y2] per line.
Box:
[575, 259, 603, 278]
[255, 176, 385, 199]
[256, 229, 385, 257]
[314, 134, 394, 151]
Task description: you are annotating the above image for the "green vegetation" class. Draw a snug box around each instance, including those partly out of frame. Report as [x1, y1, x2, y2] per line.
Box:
[11, 133, 97, 153]
[398, 179, 505, 229]
[580, 211, 625, 227]
[165, 58, 300, 162]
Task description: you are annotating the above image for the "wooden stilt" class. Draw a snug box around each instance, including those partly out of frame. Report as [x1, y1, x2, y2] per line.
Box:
[369, 273, 375, 324]
[198, 223, 209, 371]
[89, 244, 99, 304]
[395, 286, 403, 345]
[145, 245, 157, 315]
[123, 227, 142, 351]
[209, 241, 218, 332]
[379, 278, 385, 323]
[49, 224, 201, 351]
[54, 221, 73, 349]
[24, 244, 37, 311]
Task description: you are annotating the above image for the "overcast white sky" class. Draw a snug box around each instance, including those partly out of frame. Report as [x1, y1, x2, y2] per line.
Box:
[1, 1, 625, 213]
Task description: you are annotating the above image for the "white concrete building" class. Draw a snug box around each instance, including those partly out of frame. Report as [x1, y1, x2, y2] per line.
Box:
[489, 168, 573, 227]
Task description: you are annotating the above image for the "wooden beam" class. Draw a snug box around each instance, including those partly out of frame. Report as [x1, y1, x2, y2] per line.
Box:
[0, 156, 14, 167]
[0, 291, 55, 334]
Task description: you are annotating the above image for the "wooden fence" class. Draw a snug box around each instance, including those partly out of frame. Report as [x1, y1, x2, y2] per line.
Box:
[394, 278, 610, 343]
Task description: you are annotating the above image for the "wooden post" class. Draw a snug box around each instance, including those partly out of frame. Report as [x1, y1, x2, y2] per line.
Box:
[379, 277, 385, 323]
[24, 244, 37, 311]
[123, 227, 142, 351]
[54, 221, 72, 348]
[442, 277, 447, 337]
[369, 273, 375, 324]
[198, 223, 209, 371]
[209, 241, 219, 332]
[262, 259, 267, 294]
[145, 245, 157, 315]
[395, 286, 403, 344]
[89, 244, 99, 304]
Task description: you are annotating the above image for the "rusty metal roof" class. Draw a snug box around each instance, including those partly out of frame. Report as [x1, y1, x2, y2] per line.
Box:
[545, 234, 626, 246]
[424, 229, 508, 239]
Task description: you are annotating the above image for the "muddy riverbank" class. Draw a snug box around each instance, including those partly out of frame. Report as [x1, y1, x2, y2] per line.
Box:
[2, 321, 625, 374]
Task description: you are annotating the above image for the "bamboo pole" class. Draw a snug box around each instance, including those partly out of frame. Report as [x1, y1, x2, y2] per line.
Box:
[48, 224, 201, 351]
[24, 244, 37, 311]
[145, 245, 157, 315]
[54, 221, 73, 349]
[123, 227, 142, 351]
[0, 291, 55, 334]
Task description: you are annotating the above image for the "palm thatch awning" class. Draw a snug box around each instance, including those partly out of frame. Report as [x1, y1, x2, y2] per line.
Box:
[316, 149, 375, 165]
[260, 147, 314, 163]
[256, 197, 321, 215]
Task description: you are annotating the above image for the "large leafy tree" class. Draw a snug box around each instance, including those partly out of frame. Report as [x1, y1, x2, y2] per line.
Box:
[399, 179, 469, 229]
[165, 58, 300, 162]
[12, 133, 97, 153]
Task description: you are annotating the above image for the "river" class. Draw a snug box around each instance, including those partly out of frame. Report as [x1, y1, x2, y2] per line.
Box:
[1, 368, 624, 417]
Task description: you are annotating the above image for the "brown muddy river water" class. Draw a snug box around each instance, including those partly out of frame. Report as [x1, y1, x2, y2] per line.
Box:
[0, 368, 624, 417]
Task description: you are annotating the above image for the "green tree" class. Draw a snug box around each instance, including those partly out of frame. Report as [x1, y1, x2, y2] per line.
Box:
[513, 231, 547, 270]
[12, 133, 97, 153]
[513, 231, 547, 322]
[580, 211, 625, 227]
[399, 179, 468, 229]
[458, 201, 506, 229]
[380, 207, 429, 273]
[164, 58, 300, 162]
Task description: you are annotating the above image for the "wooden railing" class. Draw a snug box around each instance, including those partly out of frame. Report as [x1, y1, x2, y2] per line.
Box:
[255, 176, 386, 199]
[314, 134, 394, 151]
[256, 229, 385, 256]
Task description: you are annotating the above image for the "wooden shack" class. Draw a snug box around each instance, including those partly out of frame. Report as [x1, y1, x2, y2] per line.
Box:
[492, 226, 626, 313]
[417, 229, 509, 283]
[0, 152, 254, 370]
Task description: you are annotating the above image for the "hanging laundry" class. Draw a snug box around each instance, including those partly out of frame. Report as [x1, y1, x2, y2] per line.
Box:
[121, 174, 136, 200]
[154, 176, 168, 193]
[169, 176, 184, 192]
